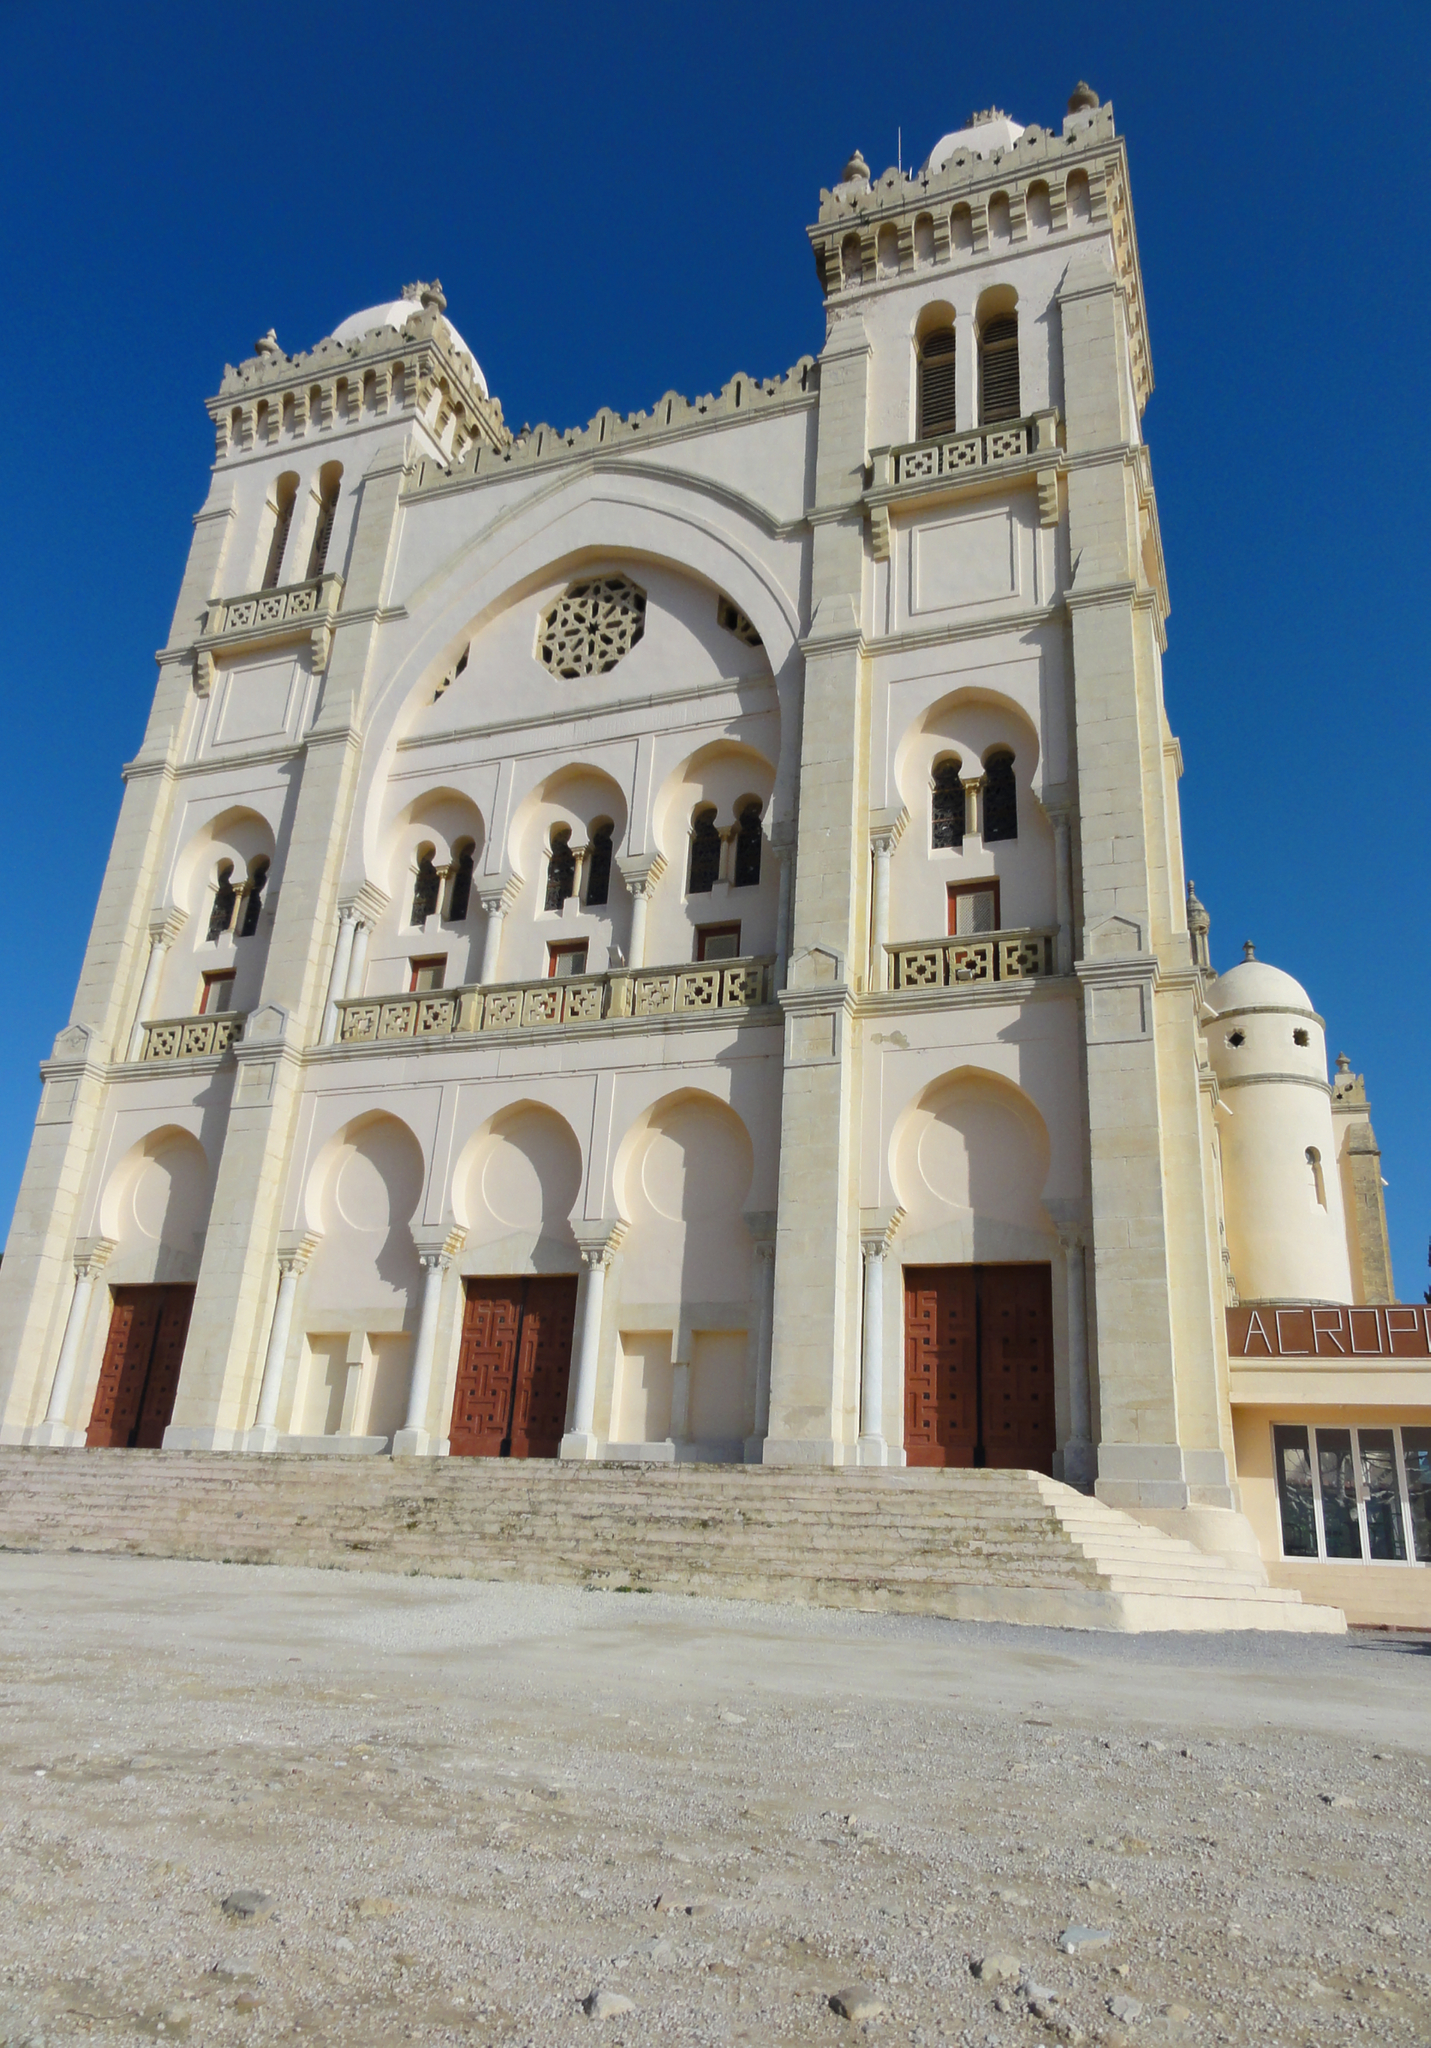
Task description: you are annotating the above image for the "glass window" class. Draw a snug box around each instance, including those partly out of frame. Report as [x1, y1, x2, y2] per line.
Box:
[585, 825, 613, 908]
[1315, 1429, 1363, 1559]
[1273, 1425, 1318, 1558]
[1401, 1428, 1431, 1563]
[982, 751, 1018, 842]
[238, 858, 269, 938]
[733, 803, 763, 888]
[688, 810, 720, 895]
[931, 761, 964, 850]
[207, 862, 237, 942]
[410, 852, 440, 926]
[448, 844, 474, 922]
[544, 830, 575, 912]
[547, 942, 589, 978]
[1359, 1430, 1407, 1561]
[409, 956, 446, 992]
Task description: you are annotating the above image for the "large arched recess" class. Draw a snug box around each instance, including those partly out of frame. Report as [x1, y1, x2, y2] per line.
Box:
[343, 461, 807, 902]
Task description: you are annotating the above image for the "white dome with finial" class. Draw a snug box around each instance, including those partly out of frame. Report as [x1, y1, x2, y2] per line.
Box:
[1208, 941, 1313, 1017]
[329, 285, 487, 396]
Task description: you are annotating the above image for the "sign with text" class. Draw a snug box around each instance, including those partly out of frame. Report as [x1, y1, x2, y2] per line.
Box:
[1228, 1304, 1431, 1359]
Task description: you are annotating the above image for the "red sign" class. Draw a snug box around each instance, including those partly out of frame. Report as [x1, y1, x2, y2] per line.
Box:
[1227, 1304, 1431, 1359]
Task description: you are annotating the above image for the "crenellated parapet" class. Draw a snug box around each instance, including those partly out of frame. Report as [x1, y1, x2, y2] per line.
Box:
[405, 358, 819, 498]
[807, 96, 1150, 412]
[206, 283, 510, 467]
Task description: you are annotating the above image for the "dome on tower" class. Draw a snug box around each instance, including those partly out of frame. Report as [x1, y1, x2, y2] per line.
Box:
[925, 110, 1025, 174]
[328, 291, 487, 396]
[1208, 950, 1313, 1016]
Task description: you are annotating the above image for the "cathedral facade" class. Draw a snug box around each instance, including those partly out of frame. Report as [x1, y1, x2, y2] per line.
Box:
[2, 87, 1425, 1621]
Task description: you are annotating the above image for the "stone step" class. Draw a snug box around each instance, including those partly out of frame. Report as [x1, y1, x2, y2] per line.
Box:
[0, 1451, 1345, 1634]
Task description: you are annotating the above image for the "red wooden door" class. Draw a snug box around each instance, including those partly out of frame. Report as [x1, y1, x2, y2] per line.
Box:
[449, 1282, 523, 1456]
[86, 1285, 193, 1449]
[450, 1277, 578, 1459]
[903, 1266, 978, 1467]
[509, 1278, 578, 1459]
[979, 1265, 1055, 1473]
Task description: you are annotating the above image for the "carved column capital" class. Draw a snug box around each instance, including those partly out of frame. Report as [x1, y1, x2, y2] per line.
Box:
[277, 1230, 322, 1276]
[73, 1237, 116, 1280]
[574, 1220, 627, 1269]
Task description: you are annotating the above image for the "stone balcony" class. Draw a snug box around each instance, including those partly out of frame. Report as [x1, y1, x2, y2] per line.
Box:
[872, 409, 1061, 490]
[886, 930, 1056, 992]
[192, 573, 344, 692]
[334, 957, 776, 1046]
[138, 1013, 245, 1062]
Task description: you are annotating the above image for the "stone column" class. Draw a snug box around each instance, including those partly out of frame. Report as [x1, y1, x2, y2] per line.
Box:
[770, 822, 795, 992]
[743, 1214, 777, 1462]
[127, 911, 187, 1060]
[322, 907, 359, 1041]
[615, 855, 665, 972]
[856, 1208, 902, 1466]
[866, 812, 905, 992]
[345, 917, 372, 998]
[246, 1234, 320, 1451]
[477, 884, 515, 984]
[1053, 1218, 1094, 1491]
[29, 1238, 114, 1446]
[561, 1223, 626, 1459]
[962, 774, 985, 843]
[392, 1232, 463, 1457]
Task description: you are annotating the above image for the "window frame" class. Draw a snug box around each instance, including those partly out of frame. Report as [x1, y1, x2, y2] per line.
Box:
[546, 940, 590, 979]
[695, 922, 742, 963]
[198, 969, 236, 1015]
[1272, 1420, 1430, 1566]
[408, 955, 448, 993]
[947, 879, 1001, 937]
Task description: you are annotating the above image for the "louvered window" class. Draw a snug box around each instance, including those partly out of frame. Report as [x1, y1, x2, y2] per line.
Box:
[544, 831, 575, 912]
[980, 314, 1020, 424]
[931, 761, 965, 849]
[261, 477, 297, 590]
[411, 852, 440, 926]
[239, 858, 269, 938]
[585, 824, 613, 908]
[307, 465, 342, 580]
[733, 803, 763, 888]
[688, 811, 721, 895]
[983, 752, 1018, 842]
[919, 329, 957, 438]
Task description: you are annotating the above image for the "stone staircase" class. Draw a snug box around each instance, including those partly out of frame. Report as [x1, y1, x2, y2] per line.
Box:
[0, 1450, 1344, 1633]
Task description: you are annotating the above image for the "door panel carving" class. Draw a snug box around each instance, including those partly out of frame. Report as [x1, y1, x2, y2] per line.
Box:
[450, 1276, 577, 1459]
[903, 1265, 977, 1467]
[901, 1263, 1053, 1474]
[86, 1285, 194, 1449]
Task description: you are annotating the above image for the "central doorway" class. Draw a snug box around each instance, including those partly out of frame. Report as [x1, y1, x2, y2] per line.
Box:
[449, 1276, 579, 1458]
[86, 1284, 195, 1449]
[903, 1264, 1055, 1472]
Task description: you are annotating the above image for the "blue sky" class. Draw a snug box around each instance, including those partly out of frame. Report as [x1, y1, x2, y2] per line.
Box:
[2, 1, 1427, 1293]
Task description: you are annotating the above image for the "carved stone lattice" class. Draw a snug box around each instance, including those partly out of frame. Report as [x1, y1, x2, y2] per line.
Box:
[538, 575, 647, 678]
[677, 970, 721, 1011]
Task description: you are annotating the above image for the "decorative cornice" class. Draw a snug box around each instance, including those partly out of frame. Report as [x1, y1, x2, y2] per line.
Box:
[1216, 1071, 1333, 1097]
[404, 358, 818, 498]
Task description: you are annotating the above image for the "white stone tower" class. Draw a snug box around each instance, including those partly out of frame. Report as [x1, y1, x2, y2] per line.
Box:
[1206, 944, 1354, 1303]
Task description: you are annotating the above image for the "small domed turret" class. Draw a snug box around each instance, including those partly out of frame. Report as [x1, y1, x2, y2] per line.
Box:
[1207, 947, 1353, 1303]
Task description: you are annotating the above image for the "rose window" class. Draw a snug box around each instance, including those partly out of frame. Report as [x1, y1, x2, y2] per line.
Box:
[537, 574, 647, 678]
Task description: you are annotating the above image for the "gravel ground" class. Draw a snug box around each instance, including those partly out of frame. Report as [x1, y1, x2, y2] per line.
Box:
[0, 1554, 1427, 2047]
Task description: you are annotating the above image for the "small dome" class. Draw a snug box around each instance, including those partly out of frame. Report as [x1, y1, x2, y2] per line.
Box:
[925, 110, 1025, 174]
[1209, 954, 1314, 1016]
[327, 297, 487, 396]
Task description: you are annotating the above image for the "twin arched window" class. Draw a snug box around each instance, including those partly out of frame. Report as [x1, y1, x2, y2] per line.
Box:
[930, 750, 1018, 846]
[206, 857, 269, 941]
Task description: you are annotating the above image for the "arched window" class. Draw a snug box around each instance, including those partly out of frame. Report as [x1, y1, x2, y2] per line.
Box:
[979, 313, 1020, 424]
[545, 827, 575, 912]
[931, 759, 965, 849]
[585, 822, 613, 907]
[1306, 1147, 1327, 1208]
[688, 808, 721, 895]
[306, 463, 343, 580]
[410, 848, 440, 926]
[238, 857, 269, 938]
[448, 840, 475, 922]
[206, 861, 237, 941]
[261, 475, 298, 590]
[733, 802, 763, 888]
[983, 750, 1018, 842]
[919, 327, 958, 438]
